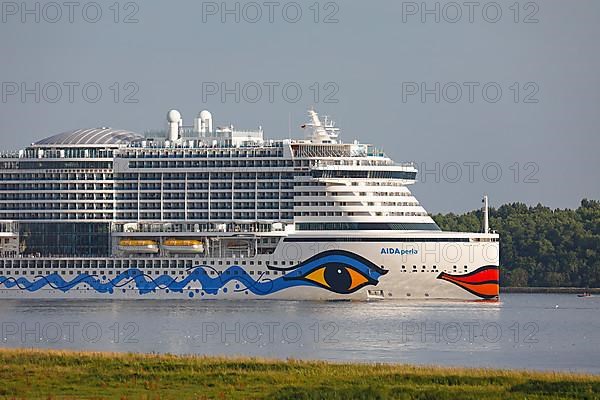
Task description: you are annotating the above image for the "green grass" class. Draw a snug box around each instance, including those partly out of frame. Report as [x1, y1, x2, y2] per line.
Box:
[0, 348, 598, 399]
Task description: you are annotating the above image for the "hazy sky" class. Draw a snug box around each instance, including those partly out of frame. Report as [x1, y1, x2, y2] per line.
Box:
[1, 0, 598, 212]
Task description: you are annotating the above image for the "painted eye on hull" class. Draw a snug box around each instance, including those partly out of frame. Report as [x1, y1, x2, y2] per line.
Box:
[280, 250, 388, 295]
[295, 262, 375, 294]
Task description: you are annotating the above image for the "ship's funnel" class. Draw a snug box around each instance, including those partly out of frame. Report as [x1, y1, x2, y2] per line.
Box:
[482, 195, 489, 233]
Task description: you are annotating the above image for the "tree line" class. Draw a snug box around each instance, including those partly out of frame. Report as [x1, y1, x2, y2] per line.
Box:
[432, 199, 600, 287]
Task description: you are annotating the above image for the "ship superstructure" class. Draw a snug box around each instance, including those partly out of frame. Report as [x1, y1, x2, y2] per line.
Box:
[0, 110, 499, 300]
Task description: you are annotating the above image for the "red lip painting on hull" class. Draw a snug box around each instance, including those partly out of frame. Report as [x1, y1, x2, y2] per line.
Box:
[437, 266, 500, 299]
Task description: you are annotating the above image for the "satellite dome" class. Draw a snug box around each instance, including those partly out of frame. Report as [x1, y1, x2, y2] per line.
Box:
[167, 109, 181, 123]
[199, 110, 212, 119]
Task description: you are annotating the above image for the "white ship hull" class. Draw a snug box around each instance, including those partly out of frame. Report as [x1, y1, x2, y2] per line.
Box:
[0, 235, 500, 301]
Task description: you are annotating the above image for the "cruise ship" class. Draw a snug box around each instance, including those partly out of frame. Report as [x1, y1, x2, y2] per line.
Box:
[0, 109, 500, 300]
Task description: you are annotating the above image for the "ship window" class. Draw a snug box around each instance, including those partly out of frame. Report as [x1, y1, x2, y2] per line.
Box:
[250, 271, 254, 275]
[265, 271, 270, 275]
[210, 271, 215, 275]
[155, 271, 160, 275]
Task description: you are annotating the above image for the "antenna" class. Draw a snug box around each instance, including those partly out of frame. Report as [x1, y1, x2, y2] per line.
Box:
[288, 112, 291, 140]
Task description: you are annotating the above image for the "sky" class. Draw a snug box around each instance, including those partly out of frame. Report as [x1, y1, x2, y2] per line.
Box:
[1, 0, 599, 213]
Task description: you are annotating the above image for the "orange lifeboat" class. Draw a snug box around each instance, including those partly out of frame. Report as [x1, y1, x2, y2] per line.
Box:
[118, 239, 159, 254]
[162, 238, 205, 254]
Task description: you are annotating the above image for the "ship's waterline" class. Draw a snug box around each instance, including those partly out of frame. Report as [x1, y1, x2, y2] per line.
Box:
[0, 109, 499, 300]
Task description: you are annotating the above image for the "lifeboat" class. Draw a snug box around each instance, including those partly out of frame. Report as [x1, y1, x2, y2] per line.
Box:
[118, 239, 159, 254]
[162, 238, 204, 254]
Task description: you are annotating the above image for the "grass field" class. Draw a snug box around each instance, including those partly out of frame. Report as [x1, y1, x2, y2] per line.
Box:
[0, 348, 598, 399]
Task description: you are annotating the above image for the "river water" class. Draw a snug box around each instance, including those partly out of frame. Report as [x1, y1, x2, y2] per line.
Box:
[0, 293, 598, 373]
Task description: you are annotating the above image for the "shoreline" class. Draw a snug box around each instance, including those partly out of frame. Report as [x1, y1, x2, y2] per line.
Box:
[501, 287, 600, 294]
[0, 348, 598, 399]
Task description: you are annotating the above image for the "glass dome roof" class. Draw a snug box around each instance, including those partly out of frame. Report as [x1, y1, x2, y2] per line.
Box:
[34, 128, 143, 146]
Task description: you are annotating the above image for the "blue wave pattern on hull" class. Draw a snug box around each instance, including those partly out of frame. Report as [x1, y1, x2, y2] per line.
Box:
[0, 251, 387, 297]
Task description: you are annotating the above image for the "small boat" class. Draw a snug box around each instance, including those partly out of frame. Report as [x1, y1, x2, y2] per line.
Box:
[118, 239, 159, 254]
[577, 292, 593, 298]
[162, 238, 204, 254]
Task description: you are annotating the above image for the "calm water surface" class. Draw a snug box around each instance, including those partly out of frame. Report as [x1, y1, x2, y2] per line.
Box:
[1, 294, 598, 373]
